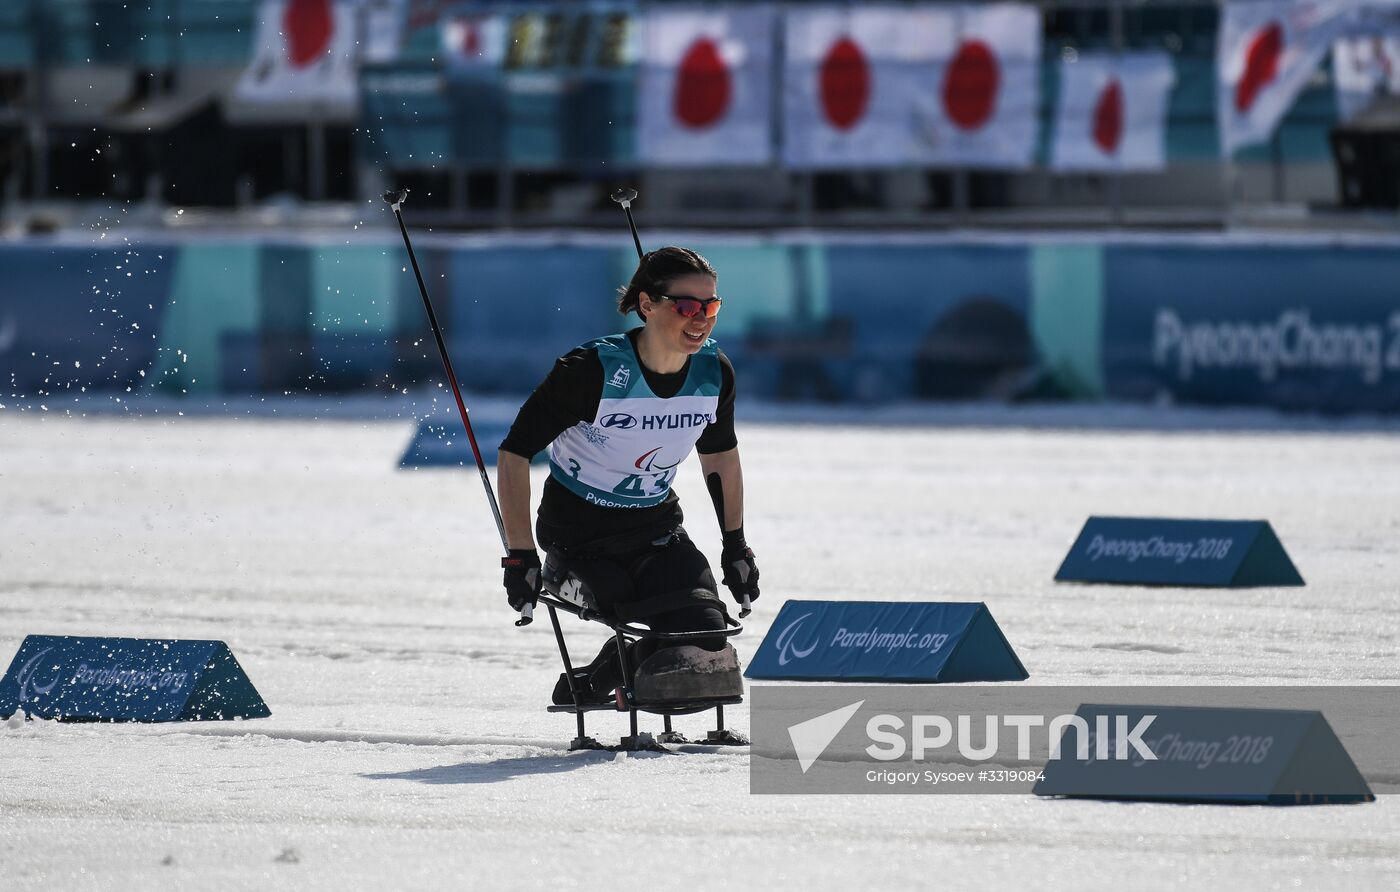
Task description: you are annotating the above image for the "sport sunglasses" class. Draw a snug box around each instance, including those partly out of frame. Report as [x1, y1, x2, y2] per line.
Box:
[658, 294, 723, 319]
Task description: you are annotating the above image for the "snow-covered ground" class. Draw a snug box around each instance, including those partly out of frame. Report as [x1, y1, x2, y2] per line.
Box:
[3, 407, 1399, 890]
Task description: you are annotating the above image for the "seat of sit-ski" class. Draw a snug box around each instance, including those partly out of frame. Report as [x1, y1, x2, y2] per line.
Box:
[541, 552, 604, 614]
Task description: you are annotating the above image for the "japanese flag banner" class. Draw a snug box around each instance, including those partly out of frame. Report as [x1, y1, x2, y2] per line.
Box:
[1333, 27, 1400, 121]
[637, 6, 775, 166]
[236, 0, 359, 106]
[782, 6, 927, 168]
[913, 3, 1043, 169]
[1216, 0, 1358, 156]
[1050, 52, 1176, 172]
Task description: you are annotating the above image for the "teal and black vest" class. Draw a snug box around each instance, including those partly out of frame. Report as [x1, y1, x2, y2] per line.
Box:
[548, 333, 722, 509]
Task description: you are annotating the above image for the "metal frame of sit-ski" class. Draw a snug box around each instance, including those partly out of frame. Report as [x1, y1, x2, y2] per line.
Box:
[539, 588, 746, 752]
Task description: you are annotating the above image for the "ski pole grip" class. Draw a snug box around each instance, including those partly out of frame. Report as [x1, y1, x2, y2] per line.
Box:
[739, 595, 752, 618]
[515, 603, 534, 627]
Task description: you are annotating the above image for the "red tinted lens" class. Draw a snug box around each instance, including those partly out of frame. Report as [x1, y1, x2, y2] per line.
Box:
[671, 298, 703, 318]
[665, 296, 722, 318]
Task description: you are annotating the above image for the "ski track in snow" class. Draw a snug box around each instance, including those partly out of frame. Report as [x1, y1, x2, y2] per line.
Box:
[2, 412, 1399, 890]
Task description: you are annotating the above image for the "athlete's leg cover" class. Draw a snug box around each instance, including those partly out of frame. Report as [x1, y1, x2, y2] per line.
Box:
[588, 604, 728, 696]
[546, 529, 731, 700]
[632, 643, 743, 704]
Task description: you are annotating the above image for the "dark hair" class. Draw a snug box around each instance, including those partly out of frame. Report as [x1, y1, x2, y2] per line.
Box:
[616, 246, 716, 319]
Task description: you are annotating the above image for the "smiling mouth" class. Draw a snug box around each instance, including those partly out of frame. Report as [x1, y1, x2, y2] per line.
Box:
[683, 330, 705, 342]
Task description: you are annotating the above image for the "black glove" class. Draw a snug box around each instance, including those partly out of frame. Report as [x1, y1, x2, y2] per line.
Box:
[720, 527, 759, 605]
[501, 548, 541, 612]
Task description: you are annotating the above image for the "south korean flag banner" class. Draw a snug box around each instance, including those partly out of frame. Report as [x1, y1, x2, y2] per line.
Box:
[637, 6, 776, 166]
[236, 0, 359, 107]
[913, 3, 1043, 169]
[1050, 52, 1177, 172]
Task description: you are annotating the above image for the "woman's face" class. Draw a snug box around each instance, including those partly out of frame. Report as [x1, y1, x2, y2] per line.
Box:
[638, 273, 719, 357]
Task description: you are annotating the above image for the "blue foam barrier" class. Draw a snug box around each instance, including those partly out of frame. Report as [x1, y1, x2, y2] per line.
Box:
[0, 635, 270, 722]
[1055, 517, 1304, 587]
[1034, 704, 1373, 805]
[745, 600, 1028, 683]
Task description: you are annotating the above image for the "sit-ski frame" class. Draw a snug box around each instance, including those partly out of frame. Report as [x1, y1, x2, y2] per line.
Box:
[538, 591, 747, 752]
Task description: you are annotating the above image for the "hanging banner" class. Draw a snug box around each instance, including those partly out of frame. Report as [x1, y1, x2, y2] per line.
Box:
[235, 0, 359, 108]
[363, 0, 408, 63]
[637, 6, 775, 166]
[1051, 52, 1176, 172]
[441, 13, 507, 71]
[1334, 29, 1400, 121]
[913, 3, 1043, 169]
[1216, 0, 1358, 156]
[783, 6, 927, 168]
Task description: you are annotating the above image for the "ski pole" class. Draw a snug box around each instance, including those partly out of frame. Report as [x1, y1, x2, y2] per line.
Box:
[610, 187, 750, 618]
[609, 187, 645, 261]
[383, 188, 532, 627]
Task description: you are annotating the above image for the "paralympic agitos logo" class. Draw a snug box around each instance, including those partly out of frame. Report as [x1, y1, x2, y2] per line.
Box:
[15, 648, 63, 702]
[775, 612, 820, 666]
[634, 446, 682, 473]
